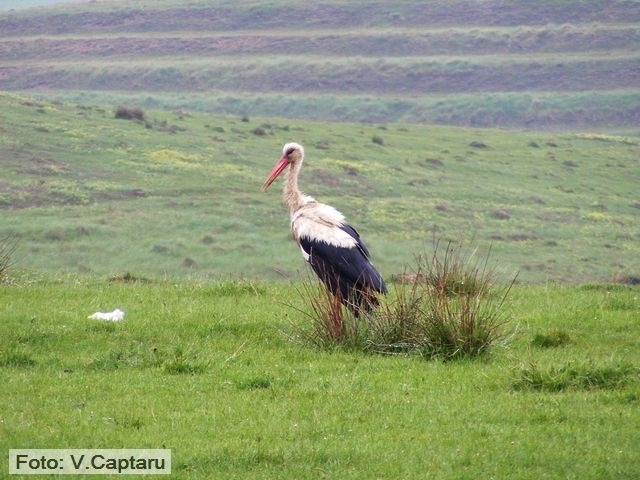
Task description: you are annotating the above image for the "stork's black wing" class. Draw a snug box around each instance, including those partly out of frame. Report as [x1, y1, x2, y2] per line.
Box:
[298, 224, 386, 313]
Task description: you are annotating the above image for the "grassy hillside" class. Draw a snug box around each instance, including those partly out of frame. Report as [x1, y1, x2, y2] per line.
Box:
[1, 93, 638, 283]
[1, 0, 638, 130]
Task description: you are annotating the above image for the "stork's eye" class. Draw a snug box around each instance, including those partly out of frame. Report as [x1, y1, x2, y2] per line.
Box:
[285, 146, 296, 156]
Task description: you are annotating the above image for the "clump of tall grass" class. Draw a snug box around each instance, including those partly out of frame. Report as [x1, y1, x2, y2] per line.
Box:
[531, 329, 571, 348]
[0, 234, 18, 283]
[114, 106, 145, 121]
[512, 361, 638, 392]
[288, 280, 368, 351]
[292, 241, 515, 360]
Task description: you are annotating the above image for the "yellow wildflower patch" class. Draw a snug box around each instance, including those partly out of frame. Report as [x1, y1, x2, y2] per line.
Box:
[146, 148, 203, 169]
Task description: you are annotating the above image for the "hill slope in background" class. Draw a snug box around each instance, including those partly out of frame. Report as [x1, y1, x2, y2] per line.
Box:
[0, 93, 638, 283]
[1, 0, 639, 130]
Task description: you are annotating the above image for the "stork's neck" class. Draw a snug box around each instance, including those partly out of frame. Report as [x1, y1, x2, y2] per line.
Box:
[283, 160, 312, 215]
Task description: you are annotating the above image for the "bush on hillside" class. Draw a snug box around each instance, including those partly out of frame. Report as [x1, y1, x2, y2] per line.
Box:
[115, 106, 145, 121]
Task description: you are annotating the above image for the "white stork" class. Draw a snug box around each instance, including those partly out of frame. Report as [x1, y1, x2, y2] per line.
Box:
[261, 142, 387, 331]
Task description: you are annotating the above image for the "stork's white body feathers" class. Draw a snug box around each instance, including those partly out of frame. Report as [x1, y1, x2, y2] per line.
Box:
[290, 198, 357, 250]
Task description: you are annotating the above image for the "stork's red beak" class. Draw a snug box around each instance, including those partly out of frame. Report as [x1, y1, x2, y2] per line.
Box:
[261, 154, 289, 191]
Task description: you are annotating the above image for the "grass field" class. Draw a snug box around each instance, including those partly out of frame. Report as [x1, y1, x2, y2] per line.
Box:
[0, 92, 639, 476]
[1, 275, 639, 478]
[1, 1, 639, 477]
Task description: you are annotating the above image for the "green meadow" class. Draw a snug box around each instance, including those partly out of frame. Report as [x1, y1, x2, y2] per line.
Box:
[1, 91, 639, 479]
[1, 277, 639, 479]
[1, 0, 640, 477]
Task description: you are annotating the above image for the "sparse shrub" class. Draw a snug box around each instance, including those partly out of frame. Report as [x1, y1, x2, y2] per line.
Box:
[0, 234, 18, 283]
[372, 135, 385, 145]
[114, 106, 145, 121]
[531, 329, 571, 348]
[201, 234, 216, 244]
[512, 361, 637, 392]
[207, 280, 266, 297]
[235, 376, 271, 390]
[108, 272, 151, 283]
[291, 241, 515, 360]
[492, 209, 510, 220]
[365, 277, 424, 354]
[418, 241, 495, 297]
[0, 349, 35, 368]
[162, 346, 207, 375]
[182, 257, 198, 268]
[611, 273, 640, 285]
[163, 360, 206, 375]
[289, 279, 364, 350]
[387, 242, 513, 360]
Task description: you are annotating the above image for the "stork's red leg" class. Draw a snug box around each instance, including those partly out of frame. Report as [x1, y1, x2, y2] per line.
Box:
[331, 294, 343, 340]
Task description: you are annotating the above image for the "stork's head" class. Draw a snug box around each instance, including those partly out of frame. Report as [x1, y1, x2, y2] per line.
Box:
[261, 142, 304, 191]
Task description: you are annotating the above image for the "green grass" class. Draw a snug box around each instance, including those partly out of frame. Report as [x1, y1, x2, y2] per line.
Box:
[1, 275, 638, 478]
[1, 3, 639, 477]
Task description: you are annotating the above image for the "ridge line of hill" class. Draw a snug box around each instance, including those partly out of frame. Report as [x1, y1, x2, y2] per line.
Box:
[1, 0, 638, 131]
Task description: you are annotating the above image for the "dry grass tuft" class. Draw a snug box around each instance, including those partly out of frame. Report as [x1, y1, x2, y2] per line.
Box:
[291, 241, 515, 360]
[0, 234, 18, 283]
